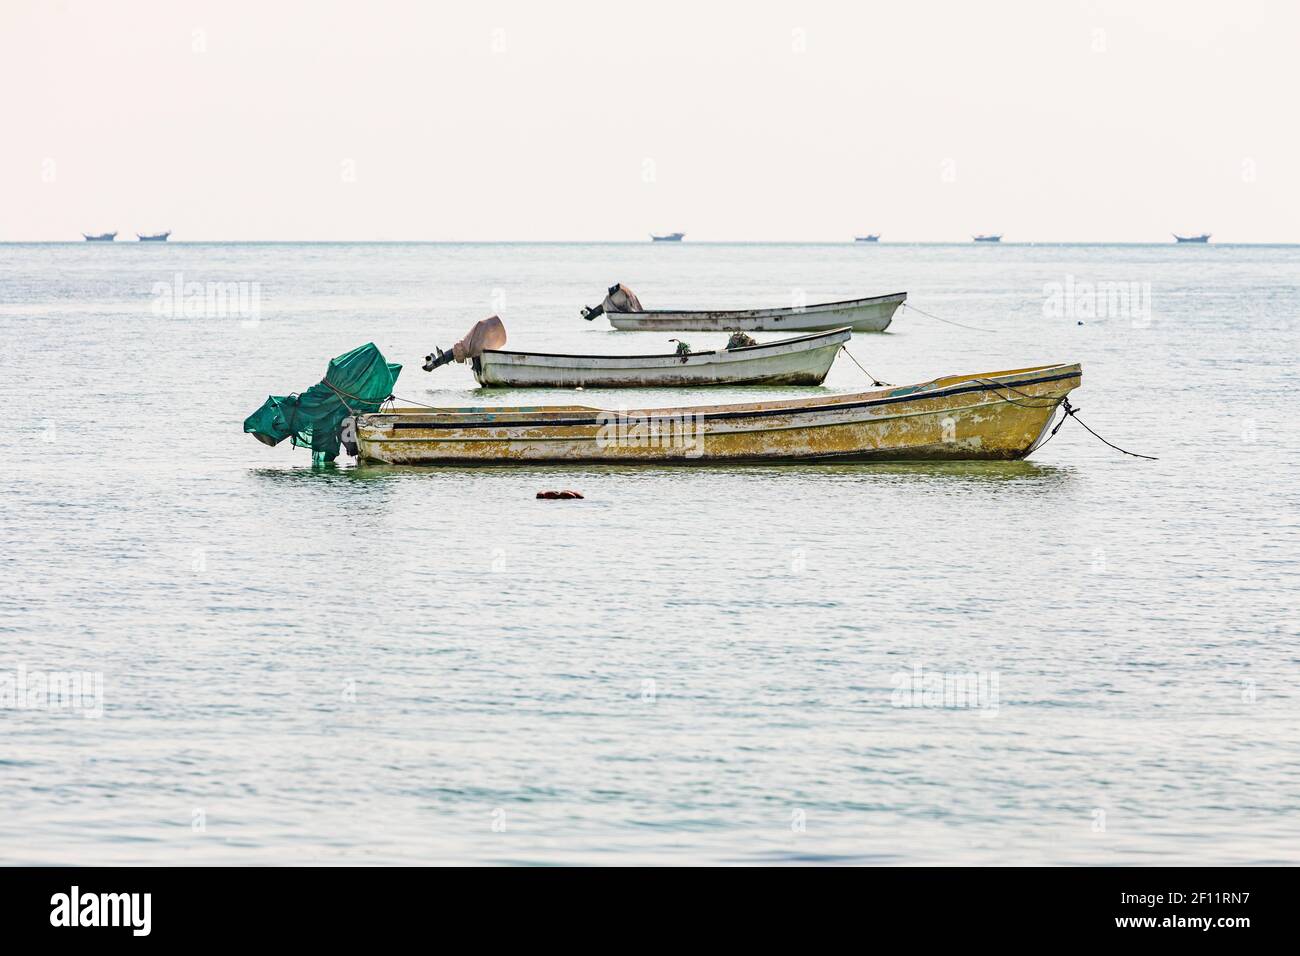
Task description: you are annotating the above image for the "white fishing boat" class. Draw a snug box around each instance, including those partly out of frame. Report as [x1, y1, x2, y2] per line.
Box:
[581, 284, 906, 332]
[350, 362, 1083, 465]
[468, 328, 851, 388]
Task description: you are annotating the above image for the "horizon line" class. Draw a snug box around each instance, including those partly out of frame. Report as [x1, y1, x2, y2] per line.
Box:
[1, 238, 1292, 246]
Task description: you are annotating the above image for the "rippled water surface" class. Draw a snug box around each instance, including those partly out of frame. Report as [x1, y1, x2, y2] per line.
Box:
[2, 241, 1297, 864]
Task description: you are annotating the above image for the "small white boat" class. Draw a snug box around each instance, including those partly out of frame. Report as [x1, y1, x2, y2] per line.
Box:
[972, 234, 1002, 243]
[470, 328, 851, 388]
[854, 234, 881, 242]
[582, 285, 906, 333]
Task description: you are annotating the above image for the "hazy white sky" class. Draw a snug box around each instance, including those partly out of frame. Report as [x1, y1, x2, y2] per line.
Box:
[2, 0, 1295, 241]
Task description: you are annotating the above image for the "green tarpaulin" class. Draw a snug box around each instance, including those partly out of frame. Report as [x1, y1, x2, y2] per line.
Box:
[243, 342, 401, 461]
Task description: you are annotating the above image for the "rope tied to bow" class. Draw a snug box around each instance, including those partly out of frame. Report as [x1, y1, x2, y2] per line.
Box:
[974, 378, 1158, 460]
[842, 347, 891, 387]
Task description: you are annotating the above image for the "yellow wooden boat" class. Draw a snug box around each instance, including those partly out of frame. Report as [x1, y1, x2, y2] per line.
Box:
[349, 363, 1082, 464]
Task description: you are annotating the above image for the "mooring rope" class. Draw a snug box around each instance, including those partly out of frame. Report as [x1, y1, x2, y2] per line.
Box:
[388, 393, 442, 409]
[841, 347, 891, 386]
[975, 378, 1158, 460]
[903, 302, 1000, 333]
[1058, 398, 1157, 459]
[970, 378, 1060, 409]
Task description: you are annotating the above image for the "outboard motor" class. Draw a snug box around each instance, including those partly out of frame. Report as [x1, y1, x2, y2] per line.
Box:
[423, 346, 455, 371]
[581, 283, 643, 321]
[423, 315, 508, 372]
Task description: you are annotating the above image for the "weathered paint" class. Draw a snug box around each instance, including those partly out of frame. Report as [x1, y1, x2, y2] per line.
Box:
[355, 363, 1082, 465]
[474, 328, 849, 388]
[604, 292, 906, 333]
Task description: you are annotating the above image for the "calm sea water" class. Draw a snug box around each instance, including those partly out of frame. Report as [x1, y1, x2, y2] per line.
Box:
[2, 241, 1297, 865]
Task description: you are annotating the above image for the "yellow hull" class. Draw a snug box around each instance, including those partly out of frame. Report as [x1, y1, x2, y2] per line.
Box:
[354, 363, 1082, 465]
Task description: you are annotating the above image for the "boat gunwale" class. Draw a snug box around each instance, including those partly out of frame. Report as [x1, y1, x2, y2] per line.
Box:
[480, 327, 851, 362]
[623, 291, 906, 318]
[364, 365, 1081, 431]
[361, 393, 1068, 445]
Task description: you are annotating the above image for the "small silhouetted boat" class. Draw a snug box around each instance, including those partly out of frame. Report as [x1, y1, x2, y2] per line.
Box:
[137, 231, 171, 242]
[1173, 233, 1211, 243]
[972, 234, 1002, 243]
[651, 232, 685, 242]
[82, 232, 117, 242]
[854, 234, 881, 242]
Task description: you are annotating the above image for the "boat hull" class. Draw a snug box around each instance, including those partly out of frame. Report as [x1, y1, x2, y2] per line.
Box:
[473, 328, 849, 388]
[605, 292, 905, 333]
[355, 363, 1081, 465]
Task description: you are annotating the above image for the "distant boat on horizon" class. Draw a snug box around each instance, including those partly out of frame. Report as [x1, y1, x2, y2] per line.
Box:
[82, 231, 117, 242]
[137, 231, 172, 242]
[972, 234, 1003, 243]
[854, 234, 881, 243]
[651, 232, 685, 242]
[1173, 233, 1211, 243]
